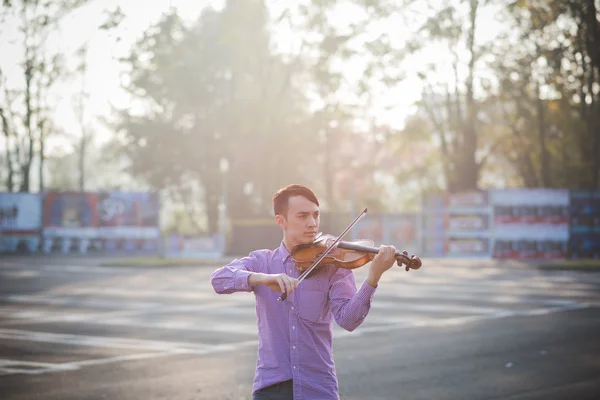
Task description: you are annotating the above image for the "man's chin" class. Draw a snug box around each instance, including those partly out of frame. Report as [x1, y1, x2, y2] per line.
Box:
[300, 235, 316, 244]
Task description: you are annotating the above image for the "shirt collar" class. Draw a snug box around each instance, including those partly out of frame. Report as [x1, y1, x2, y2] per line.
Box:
[277, 241, 293, 263]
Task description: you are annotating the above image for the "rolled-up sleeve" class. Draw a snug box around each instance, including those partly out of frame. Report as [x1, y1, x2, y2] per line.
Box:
[210, 251, 261, 294]
[328, 268, 377, 332]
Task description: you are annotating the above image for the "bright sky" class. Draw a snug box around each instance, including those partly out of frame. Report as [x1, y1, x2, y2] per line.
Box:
[1, 0, 219, 153]
[0, 0, 505, 155]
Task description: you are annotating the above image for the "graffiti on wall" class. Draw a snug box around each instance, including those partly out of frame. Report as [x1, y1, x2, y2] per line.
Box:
[491, 189, 570, 259]
[0, 193, 42, 252]
[569, 191, 600, 258]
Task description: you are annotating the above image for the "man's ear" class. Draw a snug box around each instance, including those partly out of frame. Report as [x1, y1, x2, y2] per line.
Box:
[275, 214, 286, 228]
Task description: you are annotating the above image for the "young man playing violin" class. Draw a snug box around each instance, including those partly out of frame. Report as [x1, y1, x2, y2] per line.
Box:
[210, 184, 419, 400]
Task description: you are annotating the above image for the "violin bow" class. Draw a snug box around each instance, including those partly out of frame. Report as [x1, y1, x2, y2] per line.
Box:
[277, 207, 368, 302]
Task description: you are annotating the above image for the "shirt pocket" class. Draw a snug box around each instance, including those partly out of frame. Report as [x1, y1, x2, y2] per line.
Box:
[298, 289, 328, 324]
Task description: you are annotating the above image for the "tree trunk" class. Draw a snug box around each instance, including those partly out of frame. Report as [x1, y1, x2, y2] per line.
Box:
[0, 107, 14, 191]
[502, 99, 539, 187]
[584, 9, 597, 189]
[204, 182, 220, 235]
[79, 134, 86, 191]
[586, 0, 599, 188]
[575, 20, 591, 188]
[20, 55, 34, 193]
[228, 177, 244, 219]
[592, 93, 600, 189]
[535, 80, 550, 186]
[324, 127, 334, 209]
[39, 121, 45, 192]
[422, 87, 453, 190]
[452, 62, 464, 134]
[458, 0, 480, 191]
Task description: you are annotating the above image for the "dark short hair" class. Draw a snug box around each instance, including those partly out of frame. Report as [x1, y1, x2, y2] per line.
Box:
[273, 184, 319, 217]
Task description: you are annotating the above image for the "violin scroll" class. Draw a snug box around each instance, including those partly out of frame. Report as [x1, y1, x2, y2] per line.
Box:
[395, 250, 422, 272]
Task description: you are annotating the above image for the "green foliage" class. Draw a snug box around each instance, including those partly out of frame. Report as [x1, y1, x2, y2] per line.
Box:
[98, 6, 124, 31]
[0, 0, 92, 192]
[491, 0, 600, 189]
[354, 0, 599, 190]
[114, 3, 321, 233]
[4, 0, 597, 236]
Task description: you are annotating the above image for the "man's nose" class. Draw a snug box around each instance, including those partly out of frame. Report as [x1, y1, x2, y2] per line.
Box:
[308, 217, 317, 227]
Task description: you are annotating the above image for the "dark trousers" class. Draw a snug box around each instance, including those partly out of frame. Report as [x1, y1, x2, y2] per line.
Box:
[252, 380, 293, 400]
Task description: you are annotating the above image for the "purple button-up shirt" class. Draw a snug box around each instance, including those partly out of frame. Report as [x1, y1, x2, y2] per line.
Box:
[210, 242, 377, 400]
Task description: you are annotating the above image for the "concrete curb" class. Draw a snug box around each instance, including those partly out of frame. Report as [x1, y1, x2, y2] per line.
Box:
[98, 257, 241, 268]
[534, 265, 600, 273]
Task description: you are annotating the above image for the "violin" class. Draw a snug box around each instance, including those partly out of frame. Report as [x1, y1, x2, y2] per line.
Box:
[278, 208, 422, 302]
[291, 233, 422, 273]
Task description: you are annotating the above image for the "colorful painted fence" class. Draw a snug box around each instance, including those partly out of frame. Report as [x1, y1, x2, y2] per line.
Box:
[422, 191, 492, 258]
[1, 188, 600, 259]
[490, 189, 569, 260]
[421, 189, 594, 260]
[0, 191, 160, 254]
[97, 192, 160, 252]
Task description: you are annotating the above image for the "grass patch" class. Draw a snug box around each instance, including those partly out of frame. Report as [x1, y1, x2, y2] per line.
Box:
[101, 257, 224, 267]
[536, 259, 600, 271]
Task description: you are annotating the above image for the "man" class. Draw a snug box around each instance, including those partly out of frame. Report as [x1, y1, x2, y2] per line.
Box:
[210, 184, 420, 400]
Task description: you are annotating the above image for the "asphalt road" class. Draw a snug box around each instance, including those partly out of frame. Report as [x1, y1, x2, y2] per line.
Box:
[0, 256, 599, 400]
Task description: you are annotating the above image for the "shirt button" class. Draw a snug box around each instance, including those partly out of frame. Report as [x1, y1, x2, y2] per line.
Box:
[291, 306, 294, 310]
[293, 366, 296, 369]
[293, 346, 296, 349]
[292, 326, 295, 330]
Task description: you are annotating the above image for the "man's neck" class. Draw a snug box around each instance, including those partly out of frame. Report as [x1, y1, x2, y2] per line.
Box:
[283, 238, 293, 254]
[282, 237, 297, 254]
